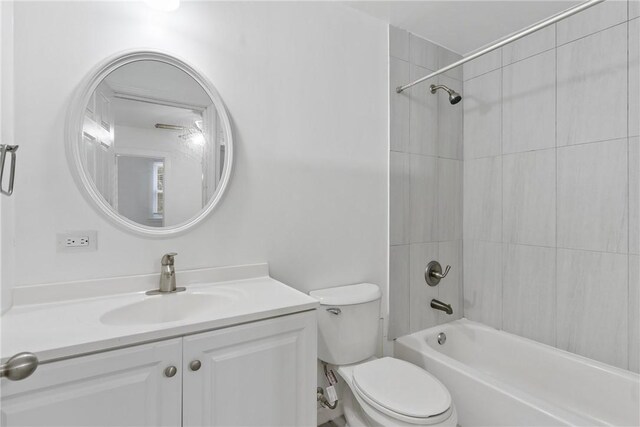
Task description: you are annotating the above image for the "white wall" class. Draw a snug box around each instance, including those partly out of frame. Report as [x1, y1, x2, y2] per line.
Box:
[462, 0, 639, 372]
[1, 1, 15, 313]
[8, 1, 388, 302]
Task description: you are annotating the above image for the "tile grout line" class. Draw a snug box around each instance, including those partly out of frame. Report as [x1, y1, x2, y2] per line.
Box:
[554, 22, 559, 349]
[627, 13, 631, 370]
[499, 48, 504, 332]
[557, 19, 629, 49]
[466, 237, 635, 256]
[464, 18, 629, 85]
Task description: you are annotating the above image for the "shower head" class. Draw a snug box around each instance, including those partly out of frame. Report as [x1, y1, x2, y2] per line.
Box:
[430, 84, 462, 105]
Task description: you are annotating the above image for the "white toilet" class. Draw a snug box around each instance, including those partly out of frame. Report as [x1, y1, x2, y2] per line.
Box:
[310, 283, 457, 427]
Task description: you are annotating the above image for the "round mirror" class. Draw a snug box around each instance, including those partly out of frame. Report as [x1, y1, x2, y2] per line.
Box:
[67, 51, 233, 236]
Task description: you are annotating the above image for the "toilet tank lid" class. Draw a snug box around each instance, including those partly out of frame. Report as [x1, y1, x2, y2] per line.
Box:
[309, 283, 381, 306]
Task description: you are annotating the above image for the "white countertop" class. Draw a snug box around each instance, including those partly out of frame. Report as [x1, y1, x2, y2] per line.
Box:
[1, 264, 318, 363]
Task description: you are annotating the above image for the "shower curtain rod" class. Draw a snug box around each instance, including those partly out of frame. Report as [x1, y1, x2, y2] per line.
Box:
[395, 0, 606, 93]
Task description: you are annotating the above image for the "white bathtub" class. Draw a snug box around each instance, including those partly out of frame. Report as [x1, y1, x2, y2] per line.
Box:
[395, 319, 639, 426]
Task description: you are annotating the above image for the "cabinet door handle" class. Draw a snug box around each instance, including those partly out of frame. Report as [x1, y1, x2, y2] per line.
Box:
[189, 360, 202, 371]
[164, 366, 177, 378]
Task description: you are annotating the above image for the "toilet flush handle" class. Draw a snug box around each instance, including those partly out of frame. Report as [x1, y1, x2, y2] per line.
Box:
[326, 307, 341, 315]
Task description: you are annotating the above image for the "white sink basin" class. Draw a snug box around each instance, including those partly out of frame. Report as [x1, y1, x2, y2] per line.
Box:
[100, 291, 239, 325]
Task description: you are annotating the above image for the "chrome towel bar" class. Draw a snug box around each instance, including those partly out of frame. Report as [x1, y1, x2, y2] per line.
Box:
[0, 352, 38, 381]
[0, 144, 19, 196]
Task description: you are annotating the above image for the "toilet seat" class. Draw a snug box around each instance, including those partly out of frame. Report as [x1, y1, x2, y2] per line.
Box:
[351, 357, 452, 425]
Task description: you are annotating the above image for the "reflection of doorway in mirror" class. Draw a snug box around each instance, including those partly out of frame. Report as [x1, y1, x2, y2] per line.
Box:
[152, 161, 164, 219]
[116, 154, 166, 227]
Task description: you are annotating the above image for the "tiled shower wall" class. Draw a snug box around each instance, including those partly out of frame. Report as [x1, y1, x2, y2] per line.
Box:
[388, 27, 464, 339]
[462, 0, 639, 371]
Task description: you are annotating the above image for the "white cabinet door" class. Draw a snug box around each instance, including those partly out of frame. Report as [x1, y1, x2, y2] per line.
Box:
[1, 338, 182, 427]
[183, 311, 317, 427]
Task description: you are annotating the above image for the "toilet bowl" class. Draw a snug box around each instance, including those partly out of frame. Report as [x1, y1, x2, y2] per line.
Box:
[310, 283, 457, 427]
[337, 357, 457, 426]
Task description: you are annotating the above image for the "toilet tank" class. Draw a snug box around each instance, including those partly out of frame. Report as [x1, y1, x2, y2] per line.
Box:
[309, 283, 381, 365]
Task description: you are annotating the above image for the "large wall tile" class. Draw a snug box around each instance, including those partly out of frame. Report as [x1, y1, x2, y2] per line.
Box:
[630, 255, 639, 373]
[390, 57, 410, 152]
[503, 25, 555, 66]
[632, 0, 640, 19]
[438, 159, 462, 241]
[557, 249, 628, 369]
[503, 149, 556, 247]
[389, 35, 465, 337]
[390, 152, 410, 245]
[438, 75, 463, 160]
[463, 49, 501, 81]
[503, 244, 556, 346]
[438, 46, 463, 81]
[463, 240, 503, 329]
[631, 137, 639, 255]
[410, 64, 438, 156]
[456, 3, 637, 372]
[410, 154, 438, 243]
[464, 156, 502, 242]
[409, 33, 438, 71]
[389, 25, 409, 61]
[630, 18, 639, 137]
[502, 50, 556, 154]
[557, 0, 628, 46]
[438, 240, 463, 322]
[389, 245, 410, 339]
[463, 69, 502, 159]
[557, 24, 628, 146]
[557, 139, 628, 253]
[410, 242, 439, 332]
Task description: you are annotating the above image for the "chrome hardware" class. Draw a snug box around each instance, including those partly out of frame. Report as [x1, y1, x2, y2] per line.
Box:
[430, 299, 453, 315]
[0, 144, 19, 196]
[430, 84, 462, 105]
[437, 332, 447, 345]
[396, 0, 605, 94]
[317, 387, 338, 410]
[425, 261, 451, 286]
[318, 361, 339, 409]
[326, 307, 341, 315]
[189, 360, 201, 371]
[147, 252, 186, 295]
[0, 352, 39, 381]
[164, 366, 177, 377]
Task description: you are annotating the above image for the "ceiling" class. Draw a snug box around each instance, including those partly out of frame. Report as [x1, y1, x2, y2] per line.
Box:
[345, 1, 580, 55]
[105, 60, 212, 108]
[112, 97, 201, 130]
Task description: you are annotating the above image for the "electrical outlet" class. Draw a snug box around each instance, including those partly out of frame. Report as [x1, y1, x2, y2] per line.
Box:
[65, 236, 89, 247]
[57, 231, 97, 252]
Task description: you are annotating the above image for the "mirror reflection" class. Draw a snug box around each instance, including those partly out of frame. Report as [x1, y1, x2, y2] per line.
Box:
[80, 60, 226, 227]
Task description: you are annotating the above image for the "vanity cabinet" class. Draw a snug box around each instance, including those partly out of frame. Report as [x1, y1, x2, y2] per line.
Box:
[0, 338, 183, 427]
[183, 311, 317, 426]
[1, 311, 316, 427]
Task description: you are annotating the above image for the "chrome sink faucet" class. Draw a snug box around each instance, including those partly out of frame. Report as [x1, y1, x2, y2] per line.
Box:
[146, 252, 186, 295]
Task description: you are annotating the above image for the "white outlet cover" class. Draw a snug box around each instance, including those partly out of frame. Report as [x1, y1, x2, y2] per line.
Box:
[56, 230, 97, 252]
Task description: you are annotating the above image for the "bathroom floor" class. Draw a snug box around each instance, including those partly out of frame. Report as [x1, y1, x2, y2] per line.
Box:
[319, 416, 346, 427]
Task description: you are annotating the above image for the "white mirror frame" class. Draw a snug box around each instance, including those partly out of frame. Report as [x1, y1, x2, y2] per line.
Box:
[66, 50, 233, 237]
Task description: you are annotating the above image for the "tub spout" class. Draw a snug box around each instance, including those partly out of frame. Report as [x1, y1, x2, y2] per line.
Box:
[431, 299, 453, 315]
